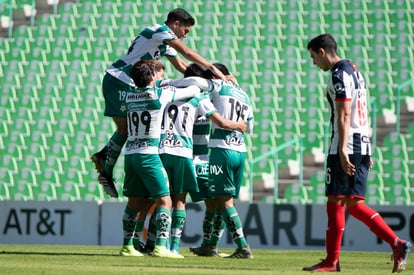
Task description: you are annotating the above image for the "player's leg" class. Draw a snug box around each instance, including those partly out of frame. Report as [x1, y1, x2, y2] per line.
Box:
[92, 73, 129, 197]
[210, 148, 252, 259]
[346, 155, 411, 272]
[132, 199, 154, 252]
[119, 197, 150, 257]
[170, 193, 187, 256]
[304, 155, 344, 271]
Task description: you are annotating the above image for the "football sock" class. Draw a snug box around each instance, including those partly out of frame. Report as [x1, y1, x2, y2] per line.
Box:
[201, 211, 215, 246]
[210, 209, 225, 247]
[325, 201, 345, 264]
[104, 131, 127, 176]
[348, 202, 398, 247]
[132, 220, 145, 250]
[155, 207, 172, 247]
[222, 207, 248, 248]
[122, 207, 138, 246]
[170, 209, 186, 252]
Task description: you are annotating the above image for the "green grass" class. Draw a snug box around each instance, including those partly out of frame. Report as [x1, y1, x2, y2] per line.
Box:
[0, 245, 406, 274]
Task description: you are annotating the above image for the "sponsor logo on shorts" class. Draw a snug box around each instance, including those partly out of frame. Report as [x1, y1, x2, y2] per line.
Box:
[210, 165, 223, 175]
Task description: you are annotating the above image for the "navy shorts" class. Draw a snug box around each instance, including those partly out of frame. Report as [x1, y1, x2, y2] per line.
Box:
[325, 154, 370, 199]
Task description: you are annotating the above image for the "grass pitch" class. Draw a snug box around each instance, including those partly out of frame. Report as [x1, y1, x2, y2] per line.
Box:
[0, 244, 406, 274]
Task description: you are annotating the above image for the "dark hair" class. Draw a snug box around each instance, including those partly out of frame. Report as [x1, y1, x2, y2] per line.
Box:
[202, 63, 230, 79]
[213, 63, 230, 75]
[165, 8, 195, 26]
[307, 34, 337, 55]
[184, 63, 205, 77]
[130, 60, 156, 88]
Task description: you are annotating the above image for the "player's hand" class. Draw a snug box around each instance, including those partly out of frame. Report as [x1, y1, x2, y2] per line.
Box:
[225, 74, 238, 84]
[236, 120, 247, 133]
[339, 152, 355, 176]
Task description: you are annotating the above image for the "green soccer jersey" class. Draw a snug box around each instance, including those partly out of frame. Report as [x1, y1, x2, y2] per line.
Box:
[159, 94, 216, 159]
[106, 23, 178, 87]
[125, 85, 200, 155]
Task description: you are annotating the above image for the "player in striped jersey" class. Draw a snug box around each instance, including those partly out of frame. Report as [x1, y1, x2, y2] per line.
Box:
[119, 60, 200, 258]
[166, 63, 255, 258]
[303, 34, 411, 273]
[91, 8, 226, 198]
[159, 64, 246, 257]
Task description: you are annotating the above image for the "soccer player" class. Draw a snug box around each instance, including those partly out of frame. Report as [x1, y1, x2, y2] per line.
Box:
[91, 8, 226, 198]
[303, 34, 411, 273]
[166, 63, 255, 258]
[159, 64, 246, 257]
[119, 60, 201, 258]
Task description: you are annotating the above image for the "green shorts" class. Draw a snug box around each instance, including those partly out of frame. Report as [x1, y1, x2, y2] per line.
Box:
[160, 154, 198, 195]
[123, 153, 170, 199]
[208, 148, 245, 199]
[189, 158, 210, 202]
[102, 73, 132, 118]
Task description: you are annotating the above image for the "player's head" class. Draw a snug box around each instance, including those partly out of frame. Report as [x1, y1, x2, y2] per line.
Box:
[184, 63, 206, 77]
[202, 63, 230, 79]
[213, 63, 230, 75]
[307, 34, 338, 71]
[131, 60, 159, 88]
[152, 60, 165, 80]
[165, 8, 195, 39]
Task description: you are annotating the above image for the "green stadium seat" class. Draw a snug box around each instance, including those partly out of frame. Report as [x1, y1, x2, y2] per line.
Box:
[56, 182, 81, 201]
[382, 132, 408, 160]
[33, 182, 57, 201]
[11, 182, 34, 201]
[307, 171, 326, 204]
[283, 184, 310, 204]
[384, 184, 411, 206]
[80, 181, 105, 201]
[0, 167, 14, 186]
[366, 183, 386, 205]
[0, 182, 10, 200]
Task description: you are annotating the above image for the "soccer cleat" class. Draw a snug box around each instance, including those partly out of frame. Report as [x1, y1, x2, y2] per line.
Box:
[217, 252, 230, 258]
[225, 247, 254, 259]
[189, 245, 219, 257]
[392, 240, 412, 273]
[152, 245, 184, 259]
[302, 259, 340, 272]
[98, 172, 119, 198]
[91, 151, 106, 173]
[170, 249, 185, 259]
[119, 245, 144, 257]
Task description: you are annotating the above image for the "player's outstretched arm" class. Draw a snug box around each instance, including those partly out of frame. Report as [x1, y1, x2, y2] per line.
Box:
[167, 39, 226, 80]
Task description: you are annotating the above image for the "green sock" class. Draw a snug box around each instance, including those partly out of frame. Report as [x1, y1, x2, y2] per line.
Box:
[170, 209, 186, 252]
[132, 220, 145, 250]
[104, 131, 127, 176]
[155, 207, 171, 247]
[210, 208, 225, 247]
[222, 207, 248, 248]
[122, 207, 138, 246]
[201, 211, 215, 246]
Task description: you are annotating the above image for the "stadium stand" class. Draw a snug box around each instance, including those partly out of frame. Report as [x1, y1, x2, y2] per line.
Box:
[0, 0, 413, 204]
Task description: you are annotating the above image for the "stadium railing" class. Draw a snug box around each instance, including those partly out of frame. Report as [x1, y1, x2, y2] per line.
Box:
[248, 137, 303, 203]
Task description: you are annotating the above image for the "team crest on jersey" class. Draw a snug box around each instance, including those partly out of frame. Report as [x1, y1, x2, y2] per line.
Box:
[160, 131, 183, 148]
[225, 132, 244, 146]
[120, 103, 126, 112]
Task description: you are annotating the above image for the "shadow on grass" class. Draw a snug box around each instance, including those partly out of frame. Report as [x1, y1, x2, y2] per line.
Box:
[0, 250, 115, 257]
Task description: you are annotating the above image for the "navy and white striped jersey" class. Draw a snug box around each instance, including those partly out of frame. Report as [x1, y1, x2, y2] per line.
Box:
[327, 60, 371, 156]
